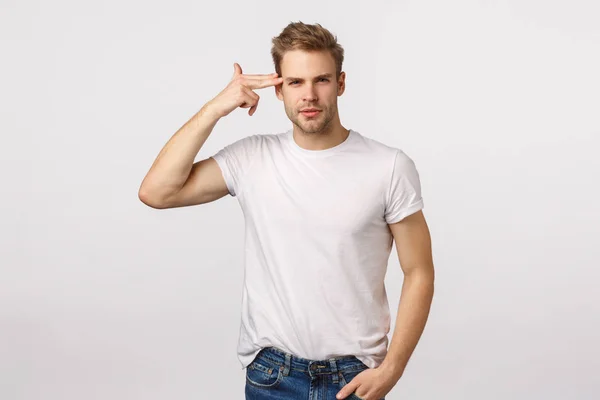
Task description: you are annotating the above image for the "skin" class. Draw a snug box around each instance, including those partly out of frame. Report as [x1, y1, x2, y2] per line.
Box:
[274, 49, 351, 151]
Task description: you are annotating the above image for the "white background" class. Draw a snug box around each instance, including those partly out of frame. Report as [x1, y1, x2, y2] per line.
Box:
[1, 0, 599, 399]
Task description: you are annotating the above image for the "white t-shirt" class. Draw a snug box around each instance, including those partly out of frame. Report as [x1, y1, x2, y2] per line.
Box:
[211, 128, 424, 370]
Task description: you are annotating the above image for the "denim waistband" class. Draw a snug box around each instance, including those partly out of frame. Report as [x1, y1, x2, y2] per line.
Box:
[255, 346, 367, 376]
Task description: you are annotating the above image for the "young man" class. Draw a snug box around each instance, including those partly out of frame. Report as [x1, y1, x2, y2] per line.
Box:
[139, 21, 434, 400]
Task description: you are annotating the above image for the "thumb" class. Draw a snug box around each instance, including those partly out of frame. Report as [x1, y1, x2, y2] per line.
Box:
[232, 62, 242, 79]
[336, 383, 358, 399]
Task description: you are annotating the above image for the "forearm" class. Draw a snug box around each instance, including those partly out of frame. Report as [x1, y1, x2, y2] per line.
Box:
[139, 102, 221, 203]
[378, 269, 434, 380]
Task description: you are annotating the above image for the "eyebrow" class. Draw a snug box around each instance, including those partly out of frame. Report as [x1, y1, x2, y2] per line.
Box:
[284, 73, 334, 83]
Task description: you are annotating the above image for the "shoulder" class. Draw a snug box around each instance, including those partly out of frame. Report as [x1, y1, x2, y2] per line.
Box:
[217, 132, 280, 158]
[351, 129, 414, 165]
[224, 133, 262, 150]
[229, 131, 287, 148]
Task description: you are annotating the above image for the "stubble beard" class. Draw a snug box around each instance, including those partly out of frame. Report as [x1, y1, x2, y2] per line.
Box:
[288, 105, 335, 135]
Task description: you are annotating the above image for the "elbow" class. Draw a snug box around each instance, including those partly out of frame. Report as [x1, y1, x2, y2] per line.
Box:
[138, 187, 167, 209]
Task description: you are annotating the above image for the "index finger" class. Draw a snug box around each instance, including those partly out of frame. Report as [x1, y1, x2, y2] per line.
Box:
[242, 72, 280, 78]
[243, 76, 284, 89]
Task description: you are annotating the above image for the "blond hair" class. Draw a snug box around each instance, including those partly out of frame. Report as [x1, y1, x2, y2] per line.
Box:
[271, 21, 345, 79]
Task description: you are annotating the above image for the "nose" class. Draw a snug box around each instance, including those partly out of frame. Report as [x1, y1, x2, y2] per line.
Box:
[302, 83, 318, 102]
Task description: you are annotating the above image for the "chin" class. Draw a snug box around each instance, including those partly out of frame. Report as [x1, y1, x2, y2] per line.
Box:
[302, 125, 325, 134]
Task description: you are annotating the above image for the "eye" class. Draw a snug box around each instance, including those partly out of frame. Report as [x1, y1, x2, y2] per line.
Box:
[289, 78, 329, 85]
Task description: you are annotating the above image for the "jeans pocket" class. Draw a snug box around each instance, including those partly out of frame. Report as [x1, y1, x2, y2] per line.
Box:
[339, 365, 367, 386]
[339, 364, 385, 400]
[246, 359, 283, 389]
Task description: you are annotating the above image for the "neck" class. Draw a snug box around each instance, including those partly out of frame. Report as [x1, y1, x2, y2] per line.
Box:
[292, 119, 349, 151]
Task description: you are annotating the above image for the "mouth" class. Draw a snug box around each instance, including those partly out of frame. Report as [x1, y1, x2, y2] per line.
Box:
[300, 109, 321, 117]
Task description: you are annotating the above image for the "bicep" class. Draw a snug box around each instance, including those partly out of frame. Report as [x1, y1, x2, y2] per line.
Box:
[162, 157, 229, 208]
[388, 210, 434, 276]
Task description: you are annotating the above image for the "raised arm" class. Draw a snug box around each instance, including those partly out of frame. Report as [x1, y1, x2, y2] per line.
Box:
[138, 63, 283, 209]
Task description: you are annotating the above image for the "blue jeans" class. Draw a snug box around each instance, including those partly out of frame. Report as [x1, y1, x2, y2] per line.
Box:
[245, 346, 385, 400]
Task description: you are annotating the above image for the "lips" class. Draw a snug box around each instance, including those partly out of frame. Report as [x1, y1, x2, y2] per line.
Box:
[301, 109, 321, 117]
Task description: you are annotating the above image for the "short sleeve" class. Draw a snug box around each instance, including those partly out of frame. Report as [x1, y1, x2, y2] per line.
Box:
[384, 150, 424, 224]
[210, 134, 261, 197]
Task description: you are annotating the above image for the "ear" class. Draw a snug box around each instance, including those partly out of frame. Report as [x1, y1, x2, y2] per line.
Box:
[337, 71, 346, 96]
[275, 83, 283, 101]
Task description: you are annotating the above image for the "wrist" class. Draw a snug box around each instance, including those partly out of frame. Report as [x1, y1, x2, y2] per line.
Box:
[377, 361, 404, 381]
[200, 101, 223, 121]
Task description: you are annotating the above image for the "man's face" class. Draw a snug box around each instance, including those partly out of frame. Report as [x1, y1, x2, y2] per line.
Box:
[275, 50, 345, 134]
